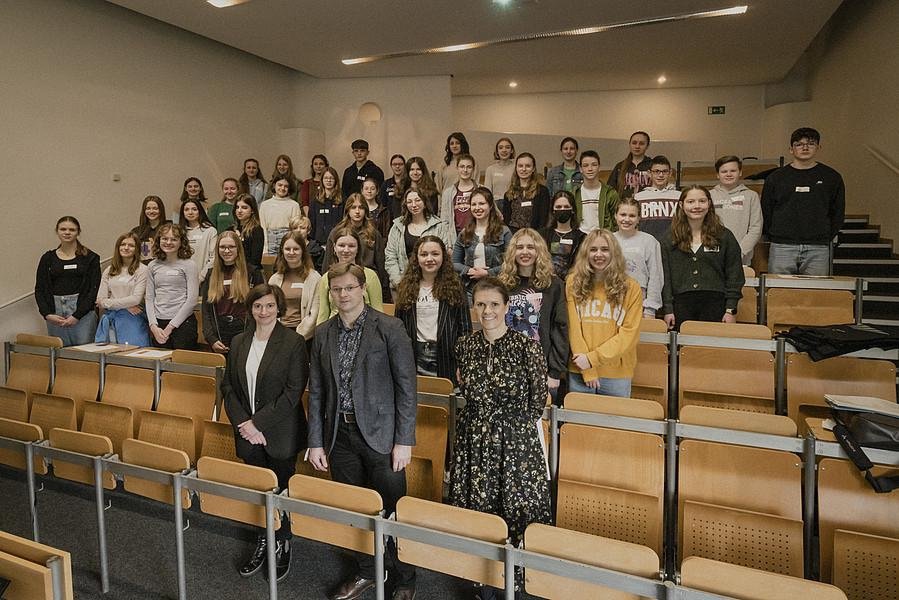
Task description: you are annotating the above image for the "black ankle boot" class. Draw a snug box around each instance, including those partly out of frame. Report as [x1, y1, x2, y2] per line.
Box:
[239, 535, 267, 578]
[275, 539, 291, 582]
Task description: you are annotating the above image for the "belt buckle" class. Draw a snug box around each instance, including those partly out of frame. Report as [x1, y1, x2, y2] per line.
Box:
[341, 412, 356, 424]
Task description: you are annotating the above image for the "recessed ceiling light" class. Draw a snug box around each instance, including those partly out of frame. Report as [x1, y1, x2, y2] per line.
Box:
[207, 0, 251, 7]
[657, 75, 667, 84]
[342, 5, 748, 65]
[508, 81, 518, 88]
[494, 0, 513, 5]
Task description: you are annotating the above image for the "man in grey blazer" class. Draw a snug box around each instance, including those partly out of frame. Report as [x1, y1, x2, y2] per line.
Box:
[308, 263, 418, 600]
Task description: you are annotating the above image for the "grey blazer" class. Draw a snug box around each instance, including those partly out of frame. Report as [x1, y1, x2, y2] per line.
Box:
[307, 308, 417, 455]
[221, 323, 309, 461]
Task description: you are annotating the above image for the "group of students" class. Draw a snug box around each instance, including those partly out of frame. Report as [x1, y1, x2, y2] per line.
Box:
[32, 125, 844, 599]
[40, 126, 837, 384]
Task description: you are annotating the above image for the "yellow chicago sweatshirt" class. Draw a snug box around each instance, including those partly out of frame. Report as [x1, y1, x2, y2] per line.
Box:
[566, 276, 643, 381]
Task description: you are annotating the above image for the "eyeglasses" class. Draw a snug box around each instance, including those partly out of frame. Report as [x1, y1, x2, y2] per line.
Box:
[329, 284, 362, 295]
[792, 141, 818, 148]
[651, 169, 670, 175]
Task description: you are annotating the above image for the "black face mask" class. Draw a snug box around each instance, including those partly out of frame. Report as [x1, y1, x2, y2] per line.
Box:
[554, 209, 573, 224]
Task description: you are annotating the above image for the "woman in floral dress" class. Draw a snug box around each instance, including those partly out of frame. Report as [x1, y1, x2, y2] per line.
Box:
[449, 277, 551, 549]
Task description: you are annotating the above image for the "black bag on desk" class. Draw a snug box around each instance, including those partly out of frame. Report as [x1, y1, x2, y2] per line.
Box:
[832, 410, 899, 493]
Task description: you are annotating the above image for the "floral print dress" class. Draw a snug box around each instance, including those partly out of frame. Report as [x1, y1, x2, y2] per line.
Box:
[449, 329, 551, 544]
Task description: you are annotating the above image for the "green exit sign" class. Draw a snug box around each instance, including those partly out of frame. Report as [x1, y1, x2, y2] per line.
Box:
[708, 106, 726, 115]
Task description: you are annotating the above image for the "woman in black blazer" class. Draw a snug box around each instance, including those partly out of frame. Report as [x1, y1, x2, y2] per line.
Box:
[394, 235, 471, 385]
[221, 283, 308, 582]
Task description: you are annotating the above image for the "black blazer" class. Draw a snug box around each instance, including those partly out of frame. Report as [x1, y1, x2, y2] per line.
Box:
[395, 298, 471, 385]
[221, 323, 309, 461]
[307, 309, 417, 455]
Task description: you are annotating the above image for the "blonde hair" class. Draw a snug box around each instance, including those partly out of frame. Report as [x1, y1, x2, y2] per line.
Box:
[206, 231, 252, 303]
[289, 215, 311, 234]
[568, 229, 629, 307]
[498, 228, 553, 290]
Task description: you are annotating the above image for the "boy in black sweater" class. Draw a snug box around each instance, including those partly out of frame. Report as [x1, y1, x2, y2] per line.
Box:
[762, 127, 845, 275]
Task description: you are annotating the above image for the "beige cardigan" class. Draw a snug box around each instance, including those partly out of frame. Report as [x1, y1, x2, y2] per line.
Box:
[268, 270, 322, 340]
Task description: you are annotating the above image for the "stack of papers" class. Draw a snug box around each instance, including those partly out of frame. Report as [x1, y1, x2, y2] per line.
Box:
[825, 394, 899, 418]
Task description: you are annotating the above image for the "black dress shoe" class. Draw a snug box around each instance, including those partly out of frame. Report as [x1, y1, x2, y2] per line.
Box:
[239, 535, 267, 578]
[275, 540, 291, 582]
[329, 574, 376, 600]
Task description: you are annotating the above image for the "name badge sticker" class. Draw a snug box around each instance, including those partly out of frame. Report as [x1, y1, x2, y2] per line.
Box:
[795, 186, 811, 192]
[290, 282, 304, 289]
[521, 201, 533, 207]
[560, 238, 573, 245]
[223, 279, 232, 285]
[220, 212, 230, 217]
[63, 264, 77, 270]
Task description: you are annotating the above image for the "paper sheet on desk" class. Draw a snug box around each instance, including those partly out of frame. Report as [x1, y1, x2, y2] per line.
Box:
[125, 349, 172, 359]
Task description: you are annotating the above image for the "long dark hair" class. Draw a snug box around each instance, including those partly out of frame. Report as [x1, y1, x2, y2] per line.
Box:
[614, 131, 650, 196]
[308, 154, 329, 178]
[238, 158, 266, 194]
[669, 185, 725, 252]
[394, 235, 465, 310]
[232, 193, 261, 237]
[179, 199, 213, 228]
[179, 177, 206, 203]
[400, 156, 438, 201]
[56, 215, 89, 257]
[459, 187, 503, 245]
[136, 196, 167, 240]
[443, 132, 471, 166]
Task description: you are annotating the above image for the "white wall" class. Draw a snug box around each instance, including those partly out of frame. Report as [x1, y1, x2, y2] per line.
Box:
[453, 85, 769, 166]
[0, 0, 294, 340]
[803, 0, 899, 242]
[292, 76, 453, 178]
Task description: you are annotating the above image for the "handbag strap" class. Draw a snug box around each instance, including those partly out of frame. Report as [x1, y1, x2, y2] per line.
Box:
[833, 415, 899, 493]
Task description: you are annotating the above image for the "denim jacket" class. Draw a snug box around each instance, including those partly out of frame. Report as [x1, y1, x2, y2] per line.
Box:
[452, 226, 513, 282]
[546, 164, 583, 196]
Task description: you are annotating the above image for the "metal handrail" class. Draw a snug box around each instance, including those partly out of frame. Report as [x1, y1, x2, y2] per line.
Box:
[0, 256, 113, 312]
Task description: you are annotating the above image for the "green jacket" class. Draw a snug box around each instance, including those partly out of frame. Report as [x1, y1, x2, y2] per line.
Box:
[573, 182, 619, 231]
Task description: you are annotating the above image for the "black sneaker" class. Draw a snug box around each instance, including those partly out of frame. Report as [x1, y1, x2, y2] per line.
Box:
[239, 535, 267, 578]
[275, 540, 291, 582]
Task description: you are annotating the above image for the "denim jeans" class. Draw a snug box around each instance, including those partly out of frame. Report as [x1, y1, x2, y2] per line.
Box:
[265, 227, 289, 256]
[46, 294, 97, 347]
[95, 309, 150, 347]
[568, 372, 632, 398]
[767, 243, 831, 276]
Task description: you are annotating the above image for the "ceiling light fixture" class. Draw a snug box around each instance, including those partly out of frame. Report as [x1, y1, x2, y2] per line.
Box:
[508, 81, 519, 88]
[342, 5, 748, 65]
[207, 0, 252, 7]
[657, 75, 667, 84]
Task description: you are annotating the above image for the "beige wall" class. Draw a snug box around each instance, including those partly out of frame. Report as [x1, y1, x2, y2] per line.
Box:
[292, 75, 453, 178]
[453, 85, 770, 164]
[0, 0, 293, 342]
[803, 0, 899, 242]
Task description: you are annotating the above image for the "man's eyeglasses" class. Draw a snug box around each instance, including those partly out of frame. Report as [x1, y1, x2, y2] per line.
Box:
[792, 141, 818, 149]
[329, 284, 362, 295]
